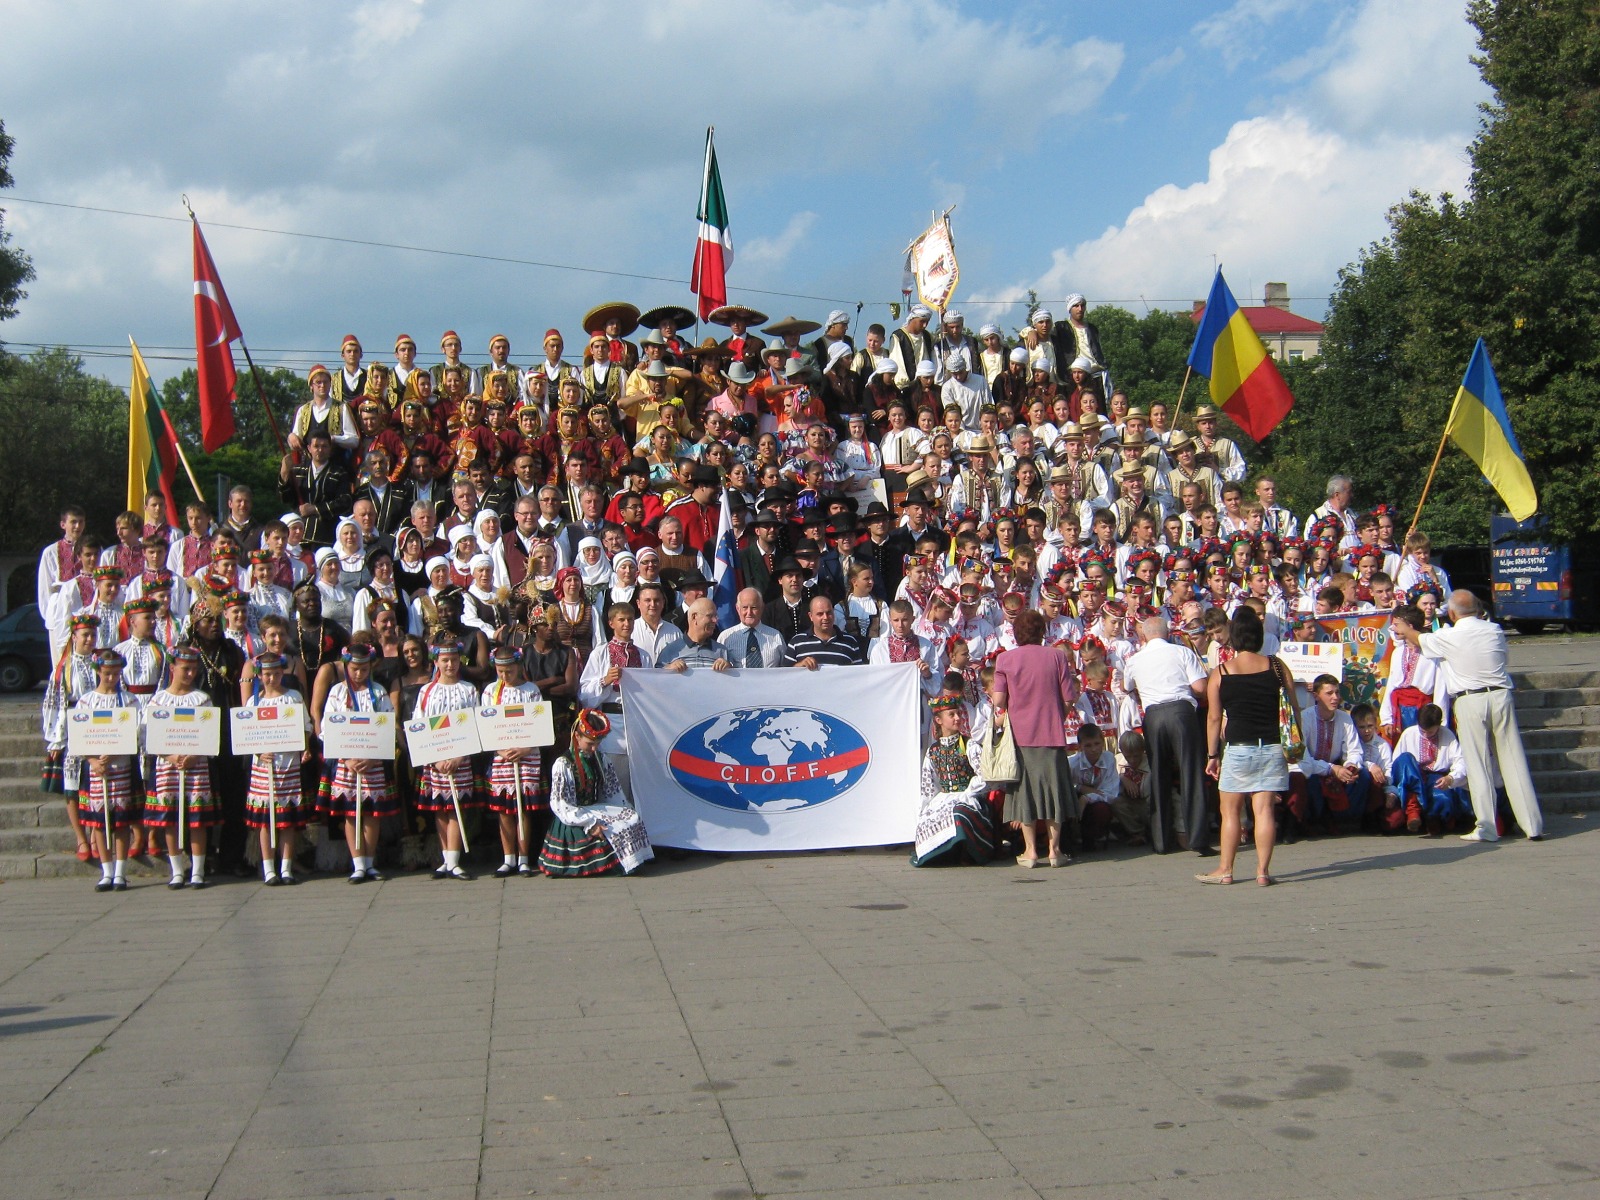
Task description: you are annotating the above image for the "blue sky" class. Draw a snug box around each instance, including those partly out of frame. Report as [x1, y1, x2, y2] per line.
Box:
[1, 0, 1485, 382]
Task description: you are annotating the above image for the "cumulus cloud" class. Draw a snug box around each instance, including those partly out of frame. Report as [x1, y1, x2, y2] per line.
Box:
[739, 213, 818, 272]
[990, 0, 1483, 318]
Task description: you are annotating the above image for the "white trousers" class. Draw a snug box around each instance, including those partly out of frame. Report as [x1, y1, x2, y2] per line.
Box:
[1453, 689, 1542, 839]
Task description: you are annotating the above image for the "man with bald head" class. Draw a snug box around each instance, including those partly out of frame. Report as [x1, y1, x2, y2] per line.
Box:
[717, 587, 786, 668]
[665, 599, 731, 671]
[1392, 590, 1543, 842]
[1122, 615, 1210, 855]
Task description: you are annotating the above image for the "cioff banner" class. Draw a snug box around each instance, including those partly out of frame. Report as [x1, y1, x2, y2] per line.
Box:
[621, 664, 923, 851]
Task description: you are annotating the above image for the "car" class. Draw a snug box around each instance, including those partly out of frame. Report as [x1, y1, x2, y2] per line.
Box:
[0, 604, 52, 692]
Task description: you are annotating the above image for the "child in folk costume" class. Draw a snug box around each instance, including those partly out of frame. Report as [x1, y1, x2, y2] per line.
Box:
[538, 708, 653, 877]
[1382, 604, 1449, 738]
[318, 643, 398, 884]
[482, 646, 547, 878]
[243, 653, 313, 886]
[911, 695, 994, 867]
[412, 637, 482, 880]
[75, 649, 142, 892]
[1390, 704, 1471, 835]
[42, 613, 102, 862]
[144, 646, 219, 890]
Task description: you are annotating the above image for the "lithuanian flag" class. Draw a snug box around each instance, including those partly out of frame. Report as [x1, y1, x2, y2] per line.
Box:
[127, 338, 180, 517]
[1446, 339, 1537, 521]
[1187, 269, 1295, 441]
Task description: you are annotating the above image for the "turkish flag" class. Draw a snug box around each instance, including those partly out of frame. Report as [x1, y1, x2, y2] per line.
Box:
[192, 221, 242, 451]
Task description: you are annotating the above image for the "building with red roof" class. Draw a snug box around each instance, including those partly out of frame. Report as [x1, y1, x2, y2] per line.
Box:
[1191, 282, 1323, 362]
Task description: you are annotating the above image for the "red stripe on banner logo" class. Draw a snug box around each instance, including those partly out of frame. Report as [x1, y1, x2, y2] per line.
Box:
[669, 745, 869, 786]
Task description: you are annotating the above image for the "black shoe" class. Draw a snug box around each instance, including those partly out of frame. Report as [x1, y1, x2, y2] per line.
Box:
[493, 862, 517, 878]
[278, 874, 299, 886]
[348, 871, 366, 884]
[364, 867, 385, 882]
[187, 878, 208, 890]
[168, 876, 186, 891]
[449, 867, 475, 881]
[518, 864, 535, 877]
[111, 879, 129, 891]
[95, 878, 114, 893]
[263, 875, 281, 887]
[432, 864, 450, 880]
[1528, 834, 1544, 842]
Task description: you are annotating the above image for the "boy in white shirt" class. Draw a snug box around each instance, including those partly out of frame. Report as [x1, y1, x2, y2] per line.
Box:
[1288, 674, 1369, 835]
[1351, 704, 1400, 832]
[1390, 704, 1470, 835]
[1068, 723, 1119, 851]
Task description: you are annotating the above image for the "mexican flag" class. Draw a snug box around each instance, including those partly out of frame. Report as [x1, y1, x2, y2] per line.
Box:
[690, 127, 732, 321]
[127, 338, 181, 517]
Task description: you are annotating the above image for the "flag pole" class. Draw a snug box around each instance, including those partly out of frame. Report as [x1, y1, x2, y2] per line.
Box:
[1169, 365, 1195, 428]
[183, 198, 289, 459]
[1405, 404, 1457, 545]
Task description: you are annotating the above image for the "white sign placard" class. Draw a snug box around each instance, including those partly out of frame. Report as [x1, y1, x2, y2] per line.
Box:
[66, 707, 140, 756]
[229, 703, 307, 755]
[321, 711, 397, 760]
[1278, 642, 1345, 685]
[403, 709, 479, 766]
[476, 703, 556, 752]
[623, 663, 922, 852]
[145, 705, 222, 756]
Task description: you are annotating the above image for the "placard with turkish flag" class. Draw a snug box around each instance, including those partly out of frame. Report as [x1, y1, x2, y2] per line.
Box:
[192, 221, 242, 451]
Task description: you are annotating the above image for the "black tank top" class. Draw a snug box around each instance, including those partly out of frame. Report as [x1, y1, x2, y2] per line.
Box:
[1219, 661, 1281, 744]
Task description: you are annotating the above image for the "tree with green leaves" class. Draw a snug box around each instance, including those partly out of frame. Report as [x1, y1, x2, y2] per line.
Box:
[0, 117, 38, 329]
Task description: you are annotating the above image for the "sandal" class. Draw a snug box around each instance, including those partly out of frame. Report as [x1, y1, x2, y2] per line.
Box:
[1194, 872, 1232, 885]
[1015, 855, 1041, 869]
[1257, 874, 1275, 887]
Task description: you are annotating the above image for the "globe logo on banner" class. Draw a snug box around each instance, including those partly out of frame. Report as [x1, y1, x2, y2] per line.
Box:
[668, 708, 871, 812]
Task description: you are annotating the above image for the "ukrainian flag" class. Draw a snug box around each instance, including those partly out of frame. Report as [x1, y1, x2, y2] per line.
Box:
[1447, 339, 1537, 522]
[1187, 269, 1295, 441]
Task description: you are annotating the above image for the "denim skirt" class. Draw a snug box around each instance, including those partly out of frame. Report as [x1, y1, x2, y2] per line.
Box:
[1219, 741, 1290, 793]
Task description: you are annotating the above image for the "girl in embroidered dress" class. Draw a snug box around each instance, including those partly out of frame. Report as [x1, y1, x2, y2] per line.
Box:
[244, 653, 313, 885]
[318, 643, 398, 883]
[42, 614, 101, 862]
[911, 695, 993, 866]
[412, 637, 482, 880]
[482, 646, 547, 877]
[76, 649, 142, 892]
[538, 708, 653, 877]
[144, 646, 219, 889]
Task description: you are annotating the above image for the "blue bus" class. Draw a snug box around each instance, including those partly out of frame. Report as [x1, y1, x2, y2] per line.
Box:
[1490, 514, 1600, 634]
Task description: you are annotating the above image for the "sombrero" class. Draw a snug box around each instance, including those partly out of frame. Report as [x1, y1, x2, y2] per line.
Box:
[708, 304, 769, 327]
[583, 301, 640, 338]
[640, 304, 697, 329]
[763, 315, 822, 337]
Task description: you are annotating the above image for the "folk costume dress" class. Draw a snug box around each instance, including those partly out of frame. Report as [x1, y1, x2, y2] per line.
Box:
[539, 751, 653, 877]
[410, 677, 482, 814]
[481, 679, 546, 817]
[143, 686, 218, 829]
[318, 679, 399, 822]
[41, 649, 97, 796]
[244, 692, 313, 832]
[911, 735, 994, 866]
[73, 689, 143, 834]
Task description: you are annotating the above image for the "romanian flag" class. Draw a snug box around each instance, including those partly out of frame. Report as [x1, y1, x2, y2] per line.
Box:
[127, 339, 180, 517]
[1447, 339, 1537, 521]
[1187, 269, 1295, 441]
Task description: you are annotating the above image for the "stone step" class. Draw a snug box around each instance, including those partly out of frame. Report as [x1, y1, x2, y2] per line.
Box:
[0, 756, 42, 782]
[1522, 726, 1600, 750]
[1527, 746, 1600, 772]
[1514, 686, 1600, 711]
[0, 798, 70, 829]
[1538, 790, 1597, 814]
[0, 851, 168, 880]
[1517, 705, 1600, 730]
[1529, 768, 1600, 796]
[0, 826, 80, 855]
[1513, 669, 1600, 691]
[0, 732, 39, 755]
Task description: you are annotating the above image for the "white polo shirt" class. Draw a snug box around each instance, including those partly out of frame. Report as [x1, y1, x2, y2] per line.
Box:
[1418, 616, 1513, 694]
[1123, 639, 1207, 709]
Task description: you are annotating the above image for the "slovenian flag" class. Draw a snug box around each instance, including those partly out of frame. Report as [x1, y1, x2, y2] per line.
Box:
[348, 715, 372, 726]
[1187, 269, 1295, 441]
[1446, 339, 1538, 521]
[690, 127, 732, 322]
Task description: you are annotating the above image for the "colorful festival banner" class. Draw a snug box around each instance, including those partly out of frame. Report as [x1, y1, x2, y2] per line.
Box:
[622, 664, 923, 852]
[1298, 611, 1396, 709]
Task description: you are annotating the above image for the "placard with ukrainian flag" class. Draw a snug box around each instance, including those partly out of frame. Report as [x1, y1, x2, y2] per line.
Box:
[66, 706, 140, 756]
[146, 705, 221, 756]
